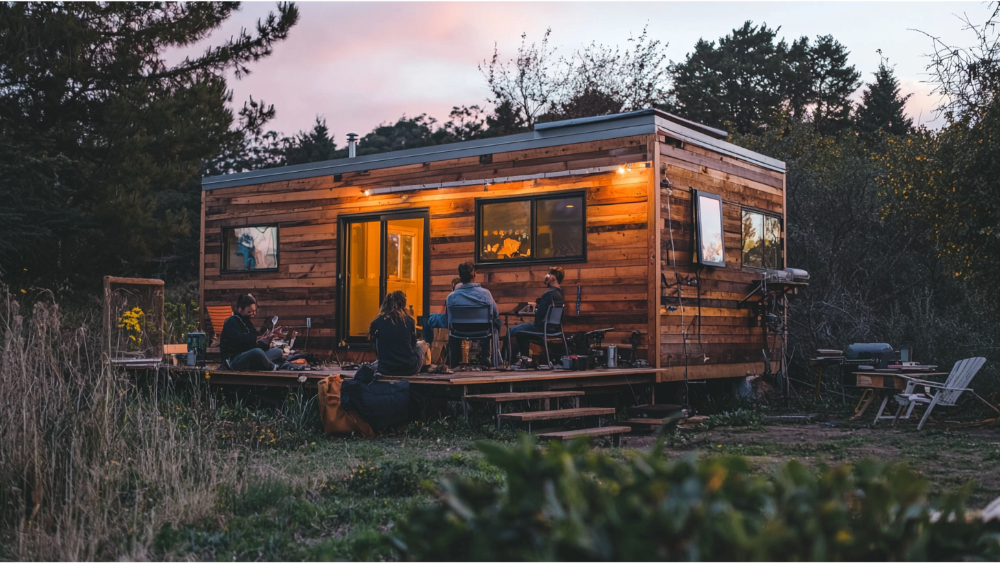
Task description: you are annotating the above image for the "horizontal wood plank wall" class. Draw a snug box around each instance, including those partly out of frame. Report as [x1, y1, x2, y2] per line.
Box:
[657, 133, 785, 382]
[202, 136, 652, 355]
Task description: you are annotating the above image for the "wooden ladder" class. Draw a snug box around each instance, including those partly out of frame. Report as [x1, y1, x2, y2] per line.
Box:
[462, 390, 584, 426]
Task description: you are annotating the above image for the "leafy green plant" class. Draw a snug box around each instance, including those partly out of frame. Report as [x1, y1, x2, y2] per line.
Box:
[164, 300, 199, 344]
[346, 460, 433, 498]
[394, 435, 1000, 561]
[707, 407, 764, 429]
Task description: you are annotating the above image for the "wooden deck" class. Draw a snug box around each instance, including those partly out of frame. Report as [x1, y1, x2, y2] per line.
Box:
[146, 364, 664, 390]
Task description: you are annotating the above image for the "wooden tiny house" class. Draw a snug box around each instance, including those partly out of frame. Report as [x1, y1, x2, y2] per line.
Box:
[200, 109, 789, 383]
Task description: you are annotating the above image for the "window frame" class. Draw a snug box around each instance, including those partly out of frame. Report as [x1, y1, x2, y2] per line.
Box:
[474, 190, 588, 266]
[691, 189, 726, 268]
[740, 207, 784, 271]
[221, 224, 280, 274]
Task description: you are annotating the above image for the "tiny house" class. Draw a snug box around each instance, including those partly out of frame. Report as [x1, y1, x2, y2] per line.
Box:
[199, 109, 789, 383]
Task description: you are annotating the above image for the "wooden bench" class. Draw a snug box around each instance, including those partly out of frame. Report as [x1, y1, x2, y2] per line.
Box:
[537, 426, 632, 446]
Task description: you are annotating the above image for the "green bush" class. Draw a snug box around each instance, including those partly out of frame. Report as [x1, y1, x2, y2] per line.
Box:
[394, 436, 1000, 561]
[346, 459, 434, 498]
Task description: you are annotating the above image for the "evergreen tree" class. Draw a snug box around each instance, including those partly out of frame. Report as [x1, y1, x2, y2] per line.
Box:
[0, 2, 298, 287]
[668, 23, 860, 136]
[854, 61, 914, 138]
[667, 22, 788, 135]
[282, 117, 337, 166]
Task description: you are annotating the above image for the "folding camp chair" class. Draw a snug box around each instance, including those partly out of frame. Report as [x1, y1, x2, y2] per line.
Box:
[447, 305, 500, 368]
[891, 357, 994, 430]
[205, 305, 234, 347]
[511, 304, 569, 367]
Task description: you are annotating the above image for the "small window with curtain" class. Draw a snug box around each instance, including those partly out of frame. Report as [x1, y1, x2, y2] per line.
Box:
[476, 192, 586, 264]
[741, 209, 782, 270]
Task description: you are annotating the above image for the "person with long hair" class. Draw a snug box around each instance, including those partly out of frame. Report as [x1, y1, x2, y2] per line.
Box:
[369, 291, 430, 376]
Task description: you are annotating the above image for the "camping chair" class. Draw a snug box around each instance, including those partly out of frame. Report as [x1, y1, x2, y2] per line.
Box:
[512, 304, 569, 367]
[205, 305, 235, 347]
[891, 357, 994, 430]
[447, 305, 500, 368]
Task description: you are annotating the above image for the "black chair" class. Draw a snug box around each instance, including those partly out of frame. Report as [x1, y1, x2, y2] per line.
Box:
[514, 304, 568, 366]
[447, 305, 499, 368]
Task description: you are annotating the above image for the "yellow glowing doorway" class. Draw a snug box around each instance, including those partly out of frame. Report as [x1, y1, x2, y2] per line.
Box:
[342, 212, 428, 342]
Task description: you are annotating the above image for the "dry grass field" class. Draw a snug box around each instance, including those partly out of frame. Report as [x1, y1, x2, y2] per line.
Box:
[2, 299, 998, 560]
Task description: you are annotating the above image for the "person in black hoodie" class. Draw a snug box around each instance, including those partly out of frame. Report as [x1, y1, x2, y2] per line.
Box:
[369, 291, 430, 376]
[220, 294, 286, 370]
[506, 266, 565, 362]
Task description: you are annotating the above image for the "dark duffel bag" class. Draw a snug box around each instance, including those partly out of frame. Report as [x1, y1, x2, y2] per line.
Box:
[341, 379, 410, 430]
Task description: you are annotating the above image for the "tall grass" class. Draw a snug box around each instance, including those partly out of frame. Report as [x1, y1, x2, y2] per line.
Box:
[0, 295, 232, 560]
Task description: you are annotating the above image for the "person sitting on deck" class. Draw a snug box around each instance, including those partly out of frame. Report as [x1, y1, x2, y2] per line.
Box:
[369, 291, 431, 377]
[445, 262, 500, 367]
[506, 266, 565, 364]
[220, 293, 287, 371]
[422, 277, 463, 345]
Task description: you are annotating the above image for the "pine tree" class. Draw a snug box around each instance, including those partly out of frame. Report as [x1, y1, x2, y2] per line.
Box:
[282, 117, 338, 166]
[855, 61, 914, 138]
[0, 2, 298, 286]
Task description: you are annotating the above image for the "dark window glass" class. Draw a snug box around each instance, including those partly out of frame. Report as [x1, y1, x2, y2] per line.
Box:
[741, 209, 782, 269]
[537, 197, 584, 258]
[477, 193, 586, 263]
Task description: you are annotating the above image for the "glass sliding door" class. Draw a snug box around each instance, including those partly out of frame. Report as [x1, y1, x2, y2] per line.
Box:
[340, 211, 429, 344]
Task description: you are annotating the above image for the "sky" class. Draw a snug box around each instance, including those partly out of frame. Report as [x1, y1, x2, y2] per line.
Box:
[172, 1, 995, 143]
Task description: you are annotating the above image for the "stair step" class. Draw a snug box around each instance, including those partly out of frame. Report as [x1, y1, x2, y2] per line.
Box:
[537, 425, 632, 441]
[463, 391, 585, 403]
[498, 407, 614, 422]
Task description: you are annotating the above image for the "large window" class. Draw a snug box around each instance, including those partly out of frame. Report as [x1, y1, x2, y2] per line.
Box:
[476, 192, 586, 264]
[741, 209, 782, 270]
[222, 225, 279, 272]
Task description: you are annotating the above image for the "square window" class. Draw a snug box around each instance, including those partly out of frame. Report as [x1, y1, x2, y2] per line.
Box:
[741, 209, 782, 270]
[223, 226, 279, 272]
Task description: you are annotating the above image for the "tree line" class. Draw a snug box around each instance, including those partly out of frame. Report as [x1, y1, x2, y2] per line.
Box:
[3, 1, 1000, 387]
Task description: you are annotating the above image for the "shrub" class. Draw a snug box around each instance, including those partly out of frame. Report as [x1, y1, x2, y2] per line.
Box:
[394, 435, 1000, 561]
[346, 459, 433, 498]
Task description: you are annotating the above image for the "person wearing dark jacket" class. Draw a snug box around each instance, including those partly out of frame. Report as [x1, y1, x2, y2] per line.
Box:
[369, 291, 431, 376]
[507, 267, 565, 362]
[220, 294, 286, 370]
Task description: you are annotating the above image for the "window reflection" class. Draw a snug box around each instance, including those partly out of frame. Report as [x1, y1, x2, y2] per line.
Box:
[480, 200, 531, 260]
[741, 209, 782, 270]
[537, 197, 583, 258]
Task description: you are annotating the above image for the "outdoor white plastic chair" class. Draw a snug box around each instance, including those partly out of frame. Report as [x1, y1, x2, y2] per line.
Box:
[891, 357, 987, 430]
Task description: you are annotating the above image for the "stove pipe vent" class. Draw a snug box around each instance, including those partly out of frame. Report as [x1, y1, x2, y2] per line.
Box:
[347, 133, 358, 158]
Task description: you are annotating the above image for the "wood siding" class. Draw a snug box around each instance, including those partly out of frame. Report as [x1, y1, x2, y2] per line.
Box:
[656, 133, 784, 382]
[202, 136, 654, 355]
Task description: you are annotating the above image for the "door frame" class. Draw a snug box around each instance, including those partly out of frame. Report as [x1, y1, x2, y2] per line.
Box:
[336, 208, 431, 347]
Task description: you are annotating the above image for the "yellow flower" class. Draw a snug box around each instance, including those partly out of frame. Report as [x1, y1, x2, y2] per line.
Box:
[20, 289, 26, 294]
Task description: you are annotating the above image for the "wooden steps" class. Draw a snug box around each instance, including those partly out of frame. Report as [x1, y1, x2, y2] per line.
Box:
[498, 407, 614, 423]
[537, 426, 632, 446]
[499, 407, 614, 433]
[464, 391, 585, 403]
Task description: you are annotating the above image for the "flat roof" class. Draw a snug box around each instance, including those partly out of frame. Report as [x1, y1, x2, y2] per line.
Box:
[202, 109, 785, 191]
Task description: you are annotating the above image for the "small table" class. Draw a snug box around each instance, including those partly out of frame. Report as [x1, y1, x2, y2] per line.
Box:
[851, 370, 948, 423]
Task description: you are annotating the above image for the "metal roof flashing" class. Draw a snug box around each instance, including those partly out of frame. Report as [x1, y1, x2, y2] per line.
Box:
[202, 109, 783, 190]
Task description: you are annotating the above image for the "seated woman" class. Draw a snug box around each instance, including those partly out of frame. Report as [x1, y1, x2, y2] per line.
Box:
[369, 291, 431, 377]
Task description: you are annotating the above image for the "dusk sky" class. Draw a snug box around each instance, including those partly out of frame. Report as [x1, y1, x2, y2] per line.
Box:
[175, 2, 995, 144]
